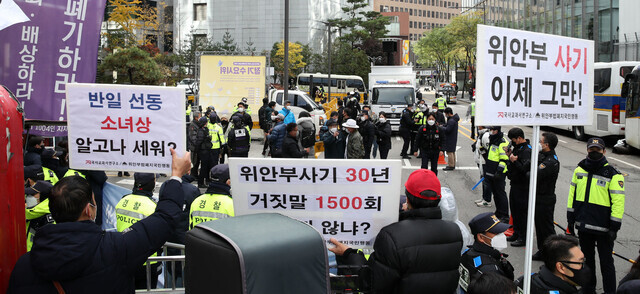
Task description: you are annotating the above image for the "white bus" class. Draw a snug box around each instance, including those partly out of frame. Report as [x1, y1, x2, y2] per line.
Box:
[622, 65, 640, 149]
[296, 73, 366, 102]
[553, 62, 639, 140]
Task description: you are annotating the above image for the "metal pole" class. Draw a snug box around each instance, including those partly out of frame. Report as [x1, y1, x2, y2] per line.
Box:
[284, 0, 289, 100]
[328, 24, 332, 102]
[523, 125, 541, 294]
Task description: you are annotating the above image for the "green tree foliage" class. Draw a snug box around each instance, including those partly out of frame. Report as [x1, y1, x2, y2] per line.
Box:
[329, 0, 389, 57]
[331, 41, 370, 81]
[414, 27, 455, 81]
[215, 31, 239, 54]
[98, 47, 163, 85]
[271, 41, 307, 83]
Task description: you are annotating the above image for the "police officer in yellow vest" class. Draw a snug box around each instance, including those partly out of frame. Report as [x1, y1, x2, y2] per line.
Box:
[435, 93, 447, 110]
[466, 102, 476, 139]
[25, 181, 55, 252]
[115, 173, 160, 289]
[483, 126, 510, 223]
[207, 113, 227, 168]
[567, 137, 624, 294]
[63, 168, 86, 179]
[189, 164, 234, 229]
[232, 98, 252, 115]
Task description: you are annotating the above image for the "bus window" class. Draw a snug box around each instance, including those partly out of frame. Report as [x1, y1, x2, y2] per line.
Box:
[298, 76, 310, 86]
[338, 80, 346, 90]
[594, 68, 611, 93]
[347, 79, 366, 92]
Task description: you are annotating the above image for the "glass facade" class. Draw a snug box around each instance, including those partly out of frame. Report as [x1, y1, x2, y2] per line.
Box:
[461, 0, 619, 61]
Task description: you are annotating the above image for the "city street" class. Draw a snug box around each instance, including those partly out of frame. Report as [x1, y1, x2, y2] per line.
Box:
[108, 89, 640, 291]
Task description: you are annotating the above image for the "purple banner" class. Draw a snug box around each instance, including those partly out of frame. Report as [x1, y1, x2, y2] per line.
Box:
[0, 0, 107, 122]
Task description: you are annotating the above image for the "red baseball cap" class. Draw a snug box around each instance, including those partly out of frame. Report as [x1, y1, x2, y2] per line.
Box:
[405, 169, 441, 200]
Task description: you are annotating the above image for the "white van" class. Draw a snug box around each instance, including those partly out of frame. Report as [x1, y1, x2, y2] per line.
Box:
[268, 89, 326, 131]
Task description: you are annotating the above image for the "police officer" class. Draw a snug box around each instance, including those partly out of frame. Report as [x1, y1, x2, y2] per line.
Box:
[115, 173, 160, 289]
[484, 126, 510, 223]
[466, 101, 476, 139]
[413, 112, 444, 175]
[505, 127, 532, 247]
[567, 137, 624, 294]
[194, 116, 212, 188]
[532, 132, 560, 260]
[435, 92, 447, 111]
[399, 104, 415, 159]
[226, 116, 251, 157]
[25, 181, 55, 252]
[459, 212, 514, 292]
[189, 164, 234, 229]
[232, 98, 252, 115]
[208, 113, 226, 168]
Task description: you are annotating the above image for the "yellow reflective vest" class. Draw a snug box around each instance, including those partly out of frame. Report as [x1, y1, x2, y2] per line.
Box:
[471, 102, 476, 117]
[115, 194, 158, 262]
[567, 161, 625, 233]
[485, 136, 509, 177]
[435, 97, 447, 110]
[63, 169, 86, 179]
[189, 193, 234, 229]
[207, 122, 227, 149]
[42, 167, 59, 185]
[25, 198, 55, 251]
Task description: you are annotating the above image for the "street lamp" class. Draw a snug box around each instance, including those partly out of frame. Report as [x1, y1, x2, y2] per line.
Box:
[284, 0, 290, 101]
[320, 21, 335, 101]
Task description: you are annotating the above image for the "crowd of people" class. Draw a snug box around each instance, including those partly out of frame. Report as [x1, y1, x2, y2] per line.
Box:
[12, 93, 637, 293]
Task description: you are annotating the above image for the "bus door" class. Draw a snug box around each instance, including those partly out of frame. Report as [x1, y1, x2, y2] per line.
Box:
[337, 79, 346, 99]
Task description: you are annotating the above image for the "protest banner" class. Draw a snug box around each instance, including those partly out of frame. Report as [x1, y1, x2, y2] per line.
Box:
[229, 158, 402, 249]
[0, 0, 107, 137]
[199, 55, 266, 118]
[475, 24, 594, 293]
[66, 83, 186, 174]
[476, 24, 594, 126]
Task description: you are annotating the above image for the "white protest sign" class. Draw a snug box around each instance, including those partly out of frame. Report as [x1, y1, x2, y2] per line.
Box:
[476, 25, 594, 126]
[66, 83, 186, 173]
[228, 158, 402, 249]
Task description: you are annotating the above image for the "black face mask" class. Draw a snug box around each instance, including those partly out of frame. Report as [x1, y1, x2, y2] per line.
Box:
[588, 151, 604, 161]
[562, 263, 591, 286]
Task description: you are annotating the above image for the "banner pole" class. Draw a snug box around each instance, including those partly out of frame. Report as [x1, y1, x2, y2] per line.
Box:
[523, 125, 540, 293]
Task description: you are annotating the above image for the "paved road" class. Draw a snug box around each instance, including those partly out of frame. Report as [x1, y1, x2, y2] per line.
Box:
[109, 90, 640, 290]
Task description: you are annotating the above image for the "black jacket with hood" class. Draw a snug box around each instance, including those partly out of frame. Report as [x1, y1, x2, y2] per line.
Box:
[7, 179, 184, 293]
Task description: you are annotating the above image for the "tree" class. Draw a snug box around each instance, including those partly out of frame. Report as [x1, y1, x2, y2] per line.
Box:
[328, 0, 389, 58]
[215, 31, 239, 54]
[271, 41, 307, 83]
[414, 27, 455, 82]
[331, 40, 371, 84]
[245, 39, 257, 55]
[98, 47, 163, 85]
[175, 31, 218, 76]
[447, 11, 483, 93]
[104, 0, 161, 48]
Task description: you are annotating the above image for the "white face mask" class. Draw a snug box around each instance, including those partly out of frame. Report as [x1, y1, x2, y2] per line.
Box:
[330, 127, 338, 133]
[238, 108, 245, 113]
[285, 106, 291, 110]
[360, 116, 367, 122]
[538, 143, 544, 151]
[427, 120, 435, 126]
[271, 116, 277, 121]
[486, 233, 508, 251]
[379, 118, 386, 123]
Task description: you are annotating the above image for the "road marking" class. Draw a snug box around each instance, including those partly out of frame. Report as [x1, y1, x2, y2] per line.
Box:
[403, 159, 411, 167]
[457, 126, 474, 142]
[402, 166, 479, 170]
[558, 139, 568, 144]
[456, 146, 462, 152]
[609, 157, 640, 170]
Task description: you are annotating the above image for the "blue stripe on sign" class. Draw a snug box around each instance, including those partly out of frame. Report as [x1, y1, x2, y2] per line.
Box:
[473, 256, 482, 268]
[594, 95, 626, 111]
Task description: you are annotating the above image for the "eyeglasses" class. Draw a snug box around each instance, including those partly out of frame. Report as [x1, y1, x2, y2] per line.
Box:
[560, 260, 585, 269]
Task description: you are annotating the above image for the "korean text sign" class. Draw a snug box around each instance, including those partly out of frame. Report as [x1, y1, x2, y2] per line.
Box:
[199, 55, 266, 117]
[476, 25, 594, 125]
[66, 83, 186, 173]
[229, 158, 402, 249]
[0, 0, 107, 122]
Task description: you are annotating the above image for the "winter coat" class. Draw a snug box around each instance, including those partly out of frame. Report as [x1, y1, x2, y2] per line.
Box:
[231, 112, 253, 130]
[281, 107, 296, 125]
[321, 128, 346, 159]
[297, 117, 316, 148]
[506, 140, 532, 186]
[358, 120, 375, 152]
[160, 174, 200, 245]
[443, 113, 459, 152]
[187, 120, 200, 151]
[24, 146, 43, 167]
[7, 179, 184, 294]
[194, 121, 211, 152]
[268, 121, 286, 151]
[375, 121, 392, 149]
[346, 130, 364, 159]
[282, 134, 308, 158]
[399, 109, 414, 132]
[414, 124, 444, 153]
[516, 266, 579, 294]
[337, 207, 463, 294]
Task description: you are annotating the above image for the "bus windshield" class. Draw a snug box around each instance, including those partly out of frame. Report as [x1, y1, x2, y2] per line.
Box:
[372, 87, 415, 105]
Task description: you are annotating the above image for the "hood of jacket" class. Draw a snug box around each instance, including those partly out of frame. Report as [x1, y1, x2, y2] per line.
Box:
[30, 221, 104, 281]
[448, 113, 460, 123]
[297, 117, 314, 127]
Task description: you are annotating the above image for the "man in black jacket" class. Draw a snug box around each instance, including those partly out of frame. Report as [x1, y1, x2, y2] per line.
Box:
[399, 104, 415, 159]
[358, 111, 375, 159]
[281, 123, 309, 158]
[516, 235, 585, 294]
[533, 132, 560, 260]
[459, 212, 514, 292]
[330, 169, 463, 293]
[194, 116, 212, 188]
[505, 127, 532, 247]
[8, 149, 191, 294]
[24, 135, 44, 167]
[187, 111, 202, 177]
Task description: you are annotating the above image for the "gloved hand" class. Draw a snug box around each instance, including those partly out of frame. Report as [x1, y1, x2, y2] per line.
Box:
[471, 142, 476, 153]
[608, 230, 617, 242]
[566, 222, 576, 236]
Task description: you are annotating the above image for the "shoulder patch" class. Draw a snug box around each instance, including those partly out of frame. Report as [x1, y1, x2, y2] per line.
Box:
[549, 291, 560, 294]
[553, 155, 558, 160]
[473, 256, 483, 268]
[619, 181, 624, 189]
[539, 163, 546, 169]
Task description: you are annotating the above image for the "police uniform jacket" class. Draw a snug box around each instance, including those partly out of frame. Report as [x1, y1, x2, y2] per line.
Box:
[338, 207, 463, 294]
[567, 157, 625, 234]
[506, 140, 532, 187]
[516, 266, 579, 294]
[375, 120, 392, 149]
[399, 109, 414, 132]
[536, 150, 560, 204]
[460, 241, 514, 284]
[7, 179, 184, 294]
[413, 124, 444, 153]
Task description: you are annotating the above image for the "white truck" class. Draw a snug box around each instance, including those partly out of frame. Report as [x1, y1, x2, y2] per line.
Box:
[368, 66, 417, 131]
[267, 89, 327, 132]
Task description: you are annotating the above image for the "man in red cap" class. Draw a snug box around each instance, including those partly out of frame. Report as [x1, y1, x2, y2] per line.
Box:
[330, 169, 463, 293]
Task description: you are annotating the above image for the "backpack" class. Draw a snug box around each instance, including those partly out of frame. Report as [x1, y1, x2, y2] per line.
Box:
[300, 126, 316, 148]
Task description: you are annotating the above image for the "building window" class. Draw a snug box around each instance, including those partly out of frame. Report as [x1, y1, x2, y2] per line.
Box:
[419, 22, 422, 29]
[193, 3, 206, 21]
[448, 13, 451, 19]
[163, 32, 173, 52]
[410, 21, 413, 28]
[164, 6, 173, 24]
[193, 34, 207, 45]
[380, 5, 383, 11]
[427, 11, 430, 17]
[410, 9, 413, 15]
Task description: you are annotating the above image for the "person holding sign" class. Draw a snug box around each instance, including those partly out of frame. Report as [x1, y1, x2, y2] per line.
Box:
[567, 137, 625, 294]
[8, 149, 191, 293]
[330, 169, 463, 293]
